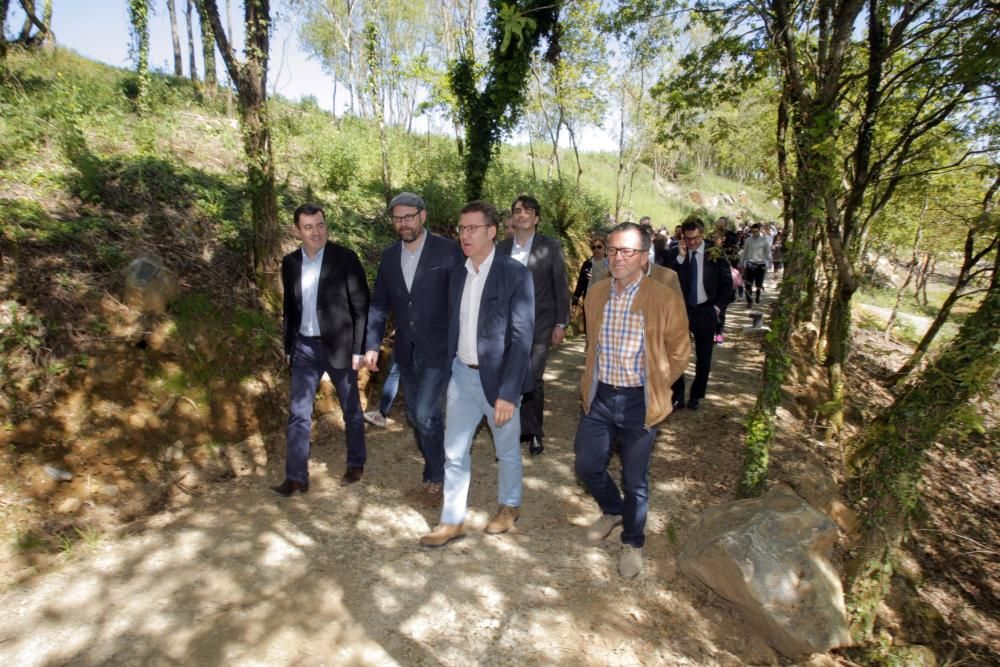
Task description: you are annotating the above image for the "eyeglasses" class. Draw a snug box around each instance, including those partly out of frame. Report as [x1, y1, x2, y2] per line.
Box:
[683, 234, 702, 242]
[390, 212, 421, 224]
[605, 246, 646, 258]
[590, 245, 604, 251]
[456, 224, 490, 235]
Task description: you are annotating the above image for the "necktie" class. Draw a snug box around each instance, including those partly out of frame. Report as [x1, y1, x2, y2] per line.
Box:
[688, 251, 699, 305]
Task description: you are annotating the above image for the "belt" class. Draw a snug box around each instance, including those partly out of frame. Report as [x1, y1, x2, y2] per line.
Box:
[300, 335, 323, 340]
[598, 382, 643, 393]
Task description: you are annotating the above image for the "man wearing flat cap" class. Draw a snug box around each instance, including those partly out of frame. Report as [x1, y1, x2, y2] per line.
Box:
[365, 192, 465, 506]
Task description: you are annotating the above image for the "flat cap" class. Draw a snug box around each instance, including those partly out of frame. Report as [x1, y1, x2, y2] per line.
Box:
[388, 192, 425, 211]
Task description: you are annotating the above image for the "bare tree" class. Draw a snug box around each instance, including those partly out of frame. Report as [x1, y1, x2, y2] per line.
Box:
[167, 0, 183, 76]
[185, 0, 198, 82]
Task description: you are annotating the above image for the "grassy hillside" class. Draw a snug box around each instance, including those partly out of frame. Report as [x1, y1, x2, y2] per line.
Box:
[0, 46, 779, 559]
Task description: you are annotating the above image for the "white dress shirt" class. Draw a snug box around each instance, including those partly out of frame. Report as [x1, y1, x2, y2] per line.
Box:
[457, 248, 496, 366]
[298, 245, 325, 336]
[510, 233, 534, 267]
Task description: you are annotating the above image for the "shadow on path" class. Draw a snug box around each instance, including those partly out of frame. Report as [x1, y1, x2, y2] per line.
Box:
[0, 282, 787, 666]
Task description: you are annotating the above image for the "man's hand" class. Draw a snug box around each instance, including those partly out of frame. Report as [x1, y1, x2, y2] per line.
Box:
[351, 355, 363, 371]
[494, 398, 515, 427]
[678, 241, 687, 257]
[364, 350, 380, 372]
[551, 326, 566, 345]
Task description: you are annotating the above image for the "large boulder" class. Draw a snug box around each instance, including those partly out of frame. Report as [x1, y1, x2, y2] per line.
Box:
[123, 256, 178, 313]
[678, 484, 851, 657]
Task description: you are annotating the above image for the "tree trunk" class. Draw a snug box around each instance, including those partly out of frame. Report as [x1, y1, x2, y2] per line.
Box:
[845, 248, 1000, 641]
[223, 0, 233, 115]
[126, 0, 150, 112]
[566, 121, 583, 189]
[918, 256, 934, 307]
[364, 21, 391, 202]
[186, 0, 198, 83]
[197, 1, 217, 94]
[885, 214, 925, 334]
[167, 0, 183, 76]
[1, 0, 10, 64]
[201, 0, 280, 282]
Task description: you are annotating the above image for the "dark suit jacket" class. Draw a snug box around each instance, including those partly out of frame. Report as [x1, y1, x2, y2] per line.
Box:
[447, 252, 535, 407]
[497, 233, 570, 335]
[282, 241, 370, 369]
[665, 244, 733, 311]
[365, 232, 464, 368]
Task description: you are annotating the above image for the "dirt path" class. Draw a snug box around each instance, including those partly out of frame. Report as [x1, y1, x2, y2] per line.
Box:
[0, 287, 789, 666]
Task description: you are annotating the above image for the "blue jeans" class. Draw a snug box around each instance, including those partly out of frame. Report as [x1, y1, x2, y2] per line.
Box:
[286, 337, 366, 483]
[397, 350, 449, 483]
[573, 383, 656, 548]
[378, 356, 401, 415]
[441, 359, 523, 525]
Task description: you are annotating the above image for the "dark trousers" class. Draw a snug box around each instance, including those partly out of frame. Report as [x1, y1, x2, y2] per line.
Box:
[574, 384, 657, 548]
[397, 348, 450, 484]
[672, 303, 717, 402]
[286, 337, 366, 484]
[520, 327, 553, 440]
[744, 264, 766, 301]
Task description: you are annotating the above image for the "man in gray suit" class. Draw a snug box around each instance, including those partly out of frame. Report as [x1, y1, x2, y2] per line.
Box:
[496, 195, 571, 456]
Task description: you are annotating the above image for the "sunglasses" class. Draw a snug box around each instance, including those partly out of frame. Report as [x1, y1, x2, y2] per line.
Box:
[591, 244, 605, 250]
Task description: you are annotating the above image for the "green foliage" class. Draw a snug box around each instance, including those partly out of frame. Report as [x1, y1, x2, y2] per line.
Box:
[233, 305, 279, 352]
[0, 302, 43, 355]
[450, 1, 560, 199]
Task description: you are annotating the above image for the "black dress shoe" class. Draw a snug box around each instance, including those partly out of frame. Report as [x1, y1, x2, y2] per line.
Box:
[672, 399, 685, 411]
[686, 399, 700, 410]
[340, 466, 364, 486]
[529, 436, 545, 456]
[271, 479, 309, 497]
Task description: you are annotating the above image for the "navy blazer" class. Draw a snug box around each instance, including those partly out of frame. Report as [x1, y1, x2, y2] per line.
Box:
[496, 233, 570, 334]
[282, 241, 370, 369]
[665, 245, 733, 311]
[447, 252, 535, 406]
[366, 232, 464, 368]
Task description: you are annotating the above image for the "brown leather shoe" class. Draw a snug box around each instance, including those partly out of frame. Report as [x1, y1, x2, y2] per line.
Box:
[419, 523, 466, 547]
[420, 482, 444, 507]
[485, 504, 519, 534]
[271, 479, 309, 497]
[340, 466, 364, 486]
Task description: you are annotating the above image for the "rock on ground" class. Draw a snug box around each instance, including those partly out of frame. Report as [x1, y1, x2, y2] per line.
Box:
[678, 484, 851, 657]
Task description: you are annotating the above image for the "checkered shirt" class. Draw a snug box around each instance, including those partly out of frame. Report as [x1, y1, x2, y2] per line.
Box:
[597, 276, 646, 387]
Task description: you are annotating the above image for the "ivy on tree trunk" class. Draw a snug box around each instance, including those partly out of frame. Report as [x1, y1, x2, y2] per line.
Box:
[449, 1, 560, 201]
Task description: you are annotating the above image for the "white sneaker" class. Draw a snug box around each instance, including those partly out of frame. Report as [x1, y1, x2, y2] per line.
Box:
[363, 410, 387, 427]
[619, 544, 643, 578]
[587, 514, 623, 543]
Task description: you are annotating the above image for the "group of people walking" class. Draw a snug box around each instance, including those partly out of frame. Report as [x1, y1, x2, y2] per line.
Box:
[271, 194, 778, 579]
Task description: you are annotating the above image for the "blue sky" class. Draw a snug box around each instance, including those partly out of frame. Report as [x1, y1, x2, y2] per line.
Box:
[10, 1, 616, 150]
[43, 1, 333, 106]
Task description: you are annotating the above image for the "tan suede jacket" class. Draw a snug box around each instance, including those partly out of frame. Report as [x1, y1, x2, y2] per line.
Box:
[580, 275, 691, 429]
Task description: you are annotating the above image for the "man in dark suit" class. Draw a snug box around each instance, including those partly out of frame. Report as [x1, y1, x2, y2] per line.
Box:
[496, 195, 570, 456]
[364, 192, 464, 507]
[271, 203, 370, 496]
[666, 218, 733, 410]
[419, 200, 535, 547]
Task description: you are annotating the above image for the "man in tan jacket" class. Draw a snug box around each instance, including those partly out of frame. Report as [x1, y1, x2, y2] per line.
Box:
[573, 222, 690, 578]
